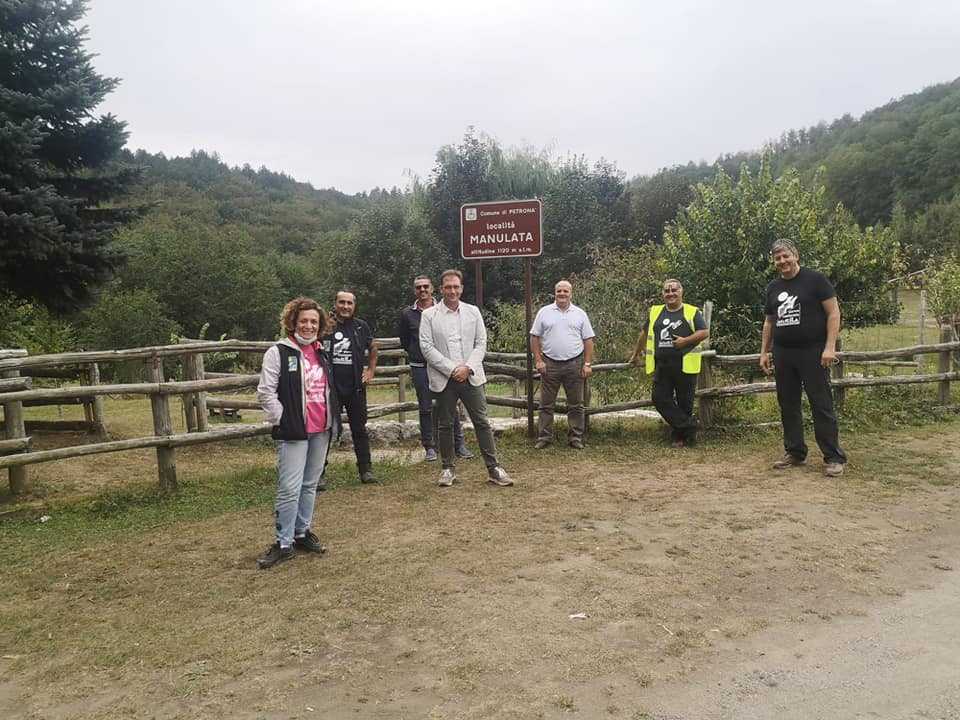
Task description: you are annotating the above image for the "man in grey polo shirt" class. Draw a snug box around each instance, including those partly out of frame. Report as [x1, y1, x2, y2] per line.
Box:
[530, 279, 596, 449]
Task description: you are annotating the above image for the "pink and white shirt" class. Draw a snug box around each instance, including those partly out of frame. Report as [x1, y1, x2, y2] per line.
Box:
[299, 343, 328, 434]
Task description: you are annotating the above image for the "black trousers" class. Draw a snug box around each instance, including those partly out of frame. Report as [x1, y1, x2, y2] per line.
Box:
[410, 365, 464, 450]
[651, 363, 698, 442]
[773, 344, 847, 464]
[335, 386, 372, 471]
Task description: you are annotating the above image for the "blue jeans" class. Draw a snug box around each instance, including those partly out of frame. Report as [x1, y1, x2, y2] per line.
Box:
[410, 365, 465, 450]
[274, 432, 331, 547]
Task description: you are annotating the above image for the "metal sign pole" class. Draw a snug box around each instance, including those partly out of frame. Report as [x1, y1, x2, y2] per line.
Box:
[524, 257, 535, 438]
[475, 260, 484, 307]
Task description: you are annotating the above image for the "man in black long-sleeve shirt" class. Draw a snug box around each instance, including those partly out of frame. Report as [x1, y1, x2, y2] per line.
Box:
[398, 275, 472, 462]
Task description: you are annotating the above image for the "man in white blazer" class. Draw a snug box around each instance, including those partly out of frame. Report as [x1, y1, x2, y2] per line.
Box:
[419, 269, 514, 488]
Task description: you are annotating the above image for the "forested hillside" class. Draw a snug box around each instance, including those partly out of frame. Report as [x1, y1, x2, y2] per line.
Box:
[630, 78, 960, 267]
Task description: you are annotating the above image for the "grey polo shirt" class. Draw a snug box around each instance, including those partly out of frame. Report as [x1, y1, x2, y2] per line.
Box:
[529, 302, 596, 361]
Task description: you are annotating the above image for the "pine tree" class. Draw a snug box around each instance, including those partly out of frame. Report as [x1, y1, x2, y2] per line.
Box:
[0, 0, 136, 311]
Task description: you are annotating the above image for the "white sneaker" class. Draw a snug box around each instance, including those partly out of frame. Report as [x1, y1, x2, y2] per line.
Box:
[438, 468, 455, 487]
[487, 466, 514, 487]
[824, 462, 845, 477]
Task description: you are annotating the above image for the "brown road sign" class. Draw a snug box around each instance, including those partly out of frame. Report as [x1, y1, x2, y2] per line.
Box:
[460, 199, 543, 259]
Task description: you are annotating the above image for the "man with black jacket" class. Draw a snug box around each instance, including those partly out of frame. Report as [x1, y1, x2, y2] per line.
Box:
[397, 275, 473, 462]
[325, 290, 379, 483]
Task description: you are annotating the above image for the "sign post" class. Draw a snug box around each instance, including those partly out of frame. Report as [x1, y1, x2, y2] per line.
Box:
[460, 199, 543, 439]
[474, 260, 483, 307]
[524, 257, 534, 438]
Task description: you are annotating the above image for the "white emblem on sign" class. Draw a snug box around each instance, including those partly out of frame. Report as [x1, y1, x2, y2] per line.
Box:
[465, 208, 477, 221]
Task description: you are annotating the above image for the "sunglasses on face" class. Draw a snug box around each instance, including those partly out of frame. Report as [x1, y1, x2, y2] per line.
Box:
[415, 285, 431, 290]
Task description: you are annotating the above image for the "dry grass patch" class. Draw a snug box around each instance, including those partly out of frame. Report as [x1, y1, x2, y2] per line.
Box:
[1, 422, 959, 718]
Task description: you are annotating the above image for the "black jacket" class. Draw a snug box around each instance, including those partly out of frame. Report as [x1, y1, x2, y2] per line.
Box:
[324, 318, 373, 395]
[397, 303, 427, 366]
[256, 339, 340, 441]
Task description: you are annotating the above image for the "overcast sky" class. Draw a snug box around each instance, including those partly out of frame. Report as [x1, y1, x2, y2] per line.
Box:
[86, 0, 959, 194]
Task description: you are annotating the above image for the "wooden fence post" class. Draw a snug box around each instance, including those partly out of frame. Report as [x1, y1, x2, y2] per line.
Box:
[397, 371, 406, 424]
[832, 336, 845, 411]
[146, 355, 177, 491]
[697, 301, 715, 428]
[194, 353, 209, 432]
[178, 344, 210, 432]
[938, 325, 953, 405]
[86, 363, 107, 440]
[919, 288, 927, 346]
[179, 340, 201, 432]
[182, 352, 198, 433]
[2, 365, 30, 494]
[512, 378, 521, 419]
[81, 386, 94, 429]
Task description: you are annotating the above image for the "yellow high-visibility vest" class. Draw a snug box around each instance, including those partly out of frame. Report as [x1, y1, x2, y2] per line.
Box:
[645, 303, 703, 375]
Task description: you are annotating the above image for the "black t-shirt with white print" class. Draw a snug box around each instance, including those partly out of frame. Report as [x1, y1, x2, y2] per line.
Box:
[764, 267, 836, 348]
[654, 306, 706, 366]
[325, 318, 373, 396]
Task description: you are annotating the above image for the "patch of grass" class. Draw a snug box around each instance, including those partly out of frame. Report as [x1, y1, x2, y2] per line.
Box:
[0, 457, 414, 568]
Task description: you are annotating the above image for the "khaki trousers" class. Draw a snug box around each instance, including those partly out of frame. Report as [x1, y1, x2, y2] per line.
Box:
[537, 356, 586, 442]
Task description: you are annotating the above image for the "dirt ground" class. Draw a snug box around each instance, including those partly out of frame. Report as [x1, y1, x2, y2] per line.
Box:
[1, 421, 959, 720]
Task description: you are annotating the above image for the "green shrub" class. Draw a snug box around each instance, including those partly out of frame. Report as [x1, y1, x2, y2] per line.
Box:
[663, 161, 901, 355]
[0, 295, 79, 354]
[80, 287, 182, 351]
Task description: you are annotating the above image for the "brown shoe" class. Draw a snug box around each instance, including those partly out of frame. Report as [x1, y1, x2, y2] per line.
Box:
[772, 454, 806, 470]
[824, 462, 845, 477]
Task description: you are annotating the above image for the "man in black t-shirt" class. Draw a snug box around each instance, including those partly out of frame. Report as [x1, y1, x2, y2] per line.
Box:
[325, 290, 379, 483]
[760, 239, 847, 476]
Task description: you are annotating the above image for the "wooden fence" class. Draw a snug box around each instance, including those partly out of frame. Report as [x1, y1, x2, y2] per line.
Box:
[2, 321, 958, 494]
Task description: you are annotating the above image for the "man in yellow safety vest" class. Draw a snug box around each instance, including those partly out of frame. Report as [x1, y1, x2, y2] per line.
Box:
[630, 279, 709, 447]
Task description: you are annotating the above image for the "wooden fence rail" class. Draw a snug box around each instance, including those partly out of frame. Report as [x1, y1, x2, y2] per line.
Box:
[2, 334, 957, 494]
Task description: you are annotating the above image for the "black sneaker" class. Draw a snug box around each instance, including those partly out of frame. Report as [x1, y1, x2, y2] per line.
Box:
[294, 530, 327, 554]
[256, 542, 294, 569]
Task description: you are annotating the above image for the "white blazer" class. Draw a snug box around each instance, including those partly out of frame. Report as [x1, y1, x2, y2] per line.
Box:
[418, 300, 488, 392]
